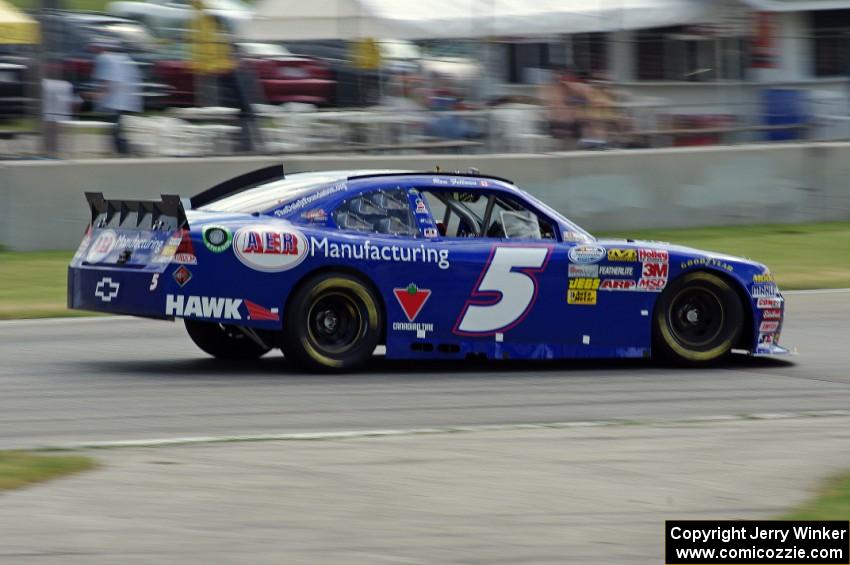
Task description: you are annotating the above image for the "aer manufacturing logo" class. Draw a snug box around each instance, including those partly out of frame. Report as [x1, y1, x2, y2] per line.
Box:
[94, 277, 120, 302]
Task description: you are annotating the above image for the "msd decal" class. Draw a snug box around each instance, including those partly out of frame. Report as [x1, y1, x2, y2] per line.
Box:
[393, 283, 431, 322]
[233, 225, 308, 272]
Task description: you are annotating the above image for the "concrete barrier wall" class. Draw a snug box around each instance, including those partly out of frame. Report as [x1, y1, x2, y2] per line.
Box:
[2, 143, 850, 251]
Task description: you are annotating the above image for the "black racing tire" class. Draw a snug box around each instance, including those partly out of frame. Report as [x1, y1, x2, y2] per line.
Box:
[653, 271, 743, 365]
[283, 272, 381, 372]
[184, 319, 271, 360]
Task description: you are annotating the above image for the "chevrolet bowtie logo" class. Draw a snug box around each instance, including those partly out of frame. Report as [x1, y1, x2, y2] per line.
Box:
[95, 277, 120, 303]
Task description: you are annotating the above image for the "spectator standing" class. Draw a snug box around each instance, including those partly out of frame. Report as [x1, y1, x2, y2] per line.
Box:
[540, 66, 586, 150]
[91, 39, 141, 155]
[41, 65, 80, 157]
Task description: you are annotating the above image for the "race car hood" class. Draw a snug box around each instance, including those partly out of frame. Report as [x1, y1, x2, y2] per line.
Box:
[595, 238, 768, 272]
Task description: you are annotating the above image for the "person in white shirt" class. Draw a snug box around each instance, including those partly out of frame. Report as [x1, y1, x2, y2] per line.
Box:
[41, 68, 80, 156]
[91, 38, 141, 155]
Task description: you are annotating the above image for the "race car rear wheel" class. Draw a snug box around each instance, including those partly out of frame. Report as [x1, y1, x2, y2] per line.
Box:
[653, 271, 743, 364]
[283, 272, 381, 372]
[184, 320, 271, 360]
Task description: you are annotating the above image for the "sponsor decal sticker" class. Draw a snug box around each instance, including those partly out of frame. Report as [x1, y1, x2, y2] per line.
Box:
[310, 236, 450, 270]
[86, 229, 118, 263]
[637, 249, 668, 263]
[760, 320, 780, 333]
[274, 182, 347, 216]
[680, 257, 734, 272]
[300, 209, 328, 223]
[166, 294, 242, 320]
[423, 227, 438, 238]
[762, 309, 782, 320]
[637, 278, 666, 291]
[751, 283, 779, 298]
[234, 225, 309, 272]
[414, 198, 428, 214]
[607, 248, 637, 262]
[94, 277, 120, 302]
[753, 272, 774, 283]
[757, 297, 782, 309]
[568, 264, 599, 278]
[567, 289, 597, 305]
[600, 279, 636, 290]
[202, 225, 232, 253]
[172, 265, 192, 287]
[569, 245, 606, 264]
[393, 283, 431, 322]
[599, 265, 633, 277]
[642, 262, 669, 278]
[568, 278, 600, 290]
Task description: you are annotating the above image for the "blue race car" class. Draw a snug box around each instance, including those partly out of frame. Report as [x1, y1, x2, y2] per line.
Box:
[68, 166, 791, 371]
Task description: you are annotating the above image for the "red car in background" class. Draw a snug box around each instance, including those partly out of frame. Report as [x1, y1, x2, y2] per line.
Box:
[154, 42, 335, 107]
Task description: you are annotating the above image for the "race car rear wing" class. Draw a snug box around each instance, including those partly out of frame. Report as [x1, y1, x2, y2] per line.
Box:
[85, 192, 188, 232]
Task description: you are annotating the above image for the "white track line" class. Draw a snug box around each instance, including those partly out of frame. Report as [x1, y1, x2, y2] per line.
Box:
[32, 409, 850, 451]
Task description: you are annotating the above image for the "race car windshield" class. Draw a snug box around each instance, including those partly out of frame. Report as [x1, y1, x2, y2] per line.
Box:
[199, 172, 348, 214]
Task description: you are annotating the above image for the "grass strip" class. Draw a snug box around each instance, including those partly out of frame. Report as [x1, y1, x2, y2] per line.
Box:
[0, 451, 96, 492]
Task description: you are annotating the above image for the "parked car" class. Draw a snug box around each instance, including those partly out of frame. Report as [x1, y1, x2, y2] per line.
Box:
[39, 11, 172, 111]
[69, 167, 791, 372]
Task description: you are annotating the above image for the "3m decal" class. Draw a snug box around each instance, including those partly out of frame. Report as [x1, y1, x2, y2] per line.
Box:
[86, 230, 117, 263]
[642, 262, 668, 278]
[454, 246, 551, 335]
[567, 289, 597, 305]
[568, 278, 600, 290]
[568, 245, 605, 264]
[607, 248, 637, 262]
[393, 283, 431, 322]
[568, 264, 598, 278]
[172, 265, 192, 287]
[234, 226, 308, 272]
[94, 277, 120, 302]
[202, 225, 232, 253]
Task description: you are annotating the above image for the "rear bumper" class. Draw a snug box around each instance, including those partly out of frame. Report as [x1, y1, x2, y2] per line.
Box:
[68, 266, 169, 319]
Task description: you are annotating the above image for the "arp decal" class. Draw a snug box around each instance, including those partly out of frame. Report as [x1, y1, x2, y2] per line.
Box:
[568, 245, 605, 264]
[393, 283, 431, 322]
[454, 246, 551, 335]
[600, 279, 636, 290]
[233, 225, 308, 272]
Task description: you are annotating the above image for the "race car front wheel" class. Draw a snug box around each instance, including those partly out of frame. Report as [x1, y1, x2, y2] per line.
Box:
[283, 272, 381, 372]
[653, 271, 743, 364]
[184, 319, 272, 360]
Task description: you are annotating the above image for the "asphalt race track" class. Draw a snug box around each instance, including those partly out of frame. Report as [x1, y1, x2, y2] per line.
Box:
[1, 291, 849, 450]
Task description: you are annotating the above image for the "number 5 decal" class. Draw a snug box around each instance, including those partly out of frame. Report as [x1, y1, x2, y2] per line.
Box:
[453, 245, 552, 336]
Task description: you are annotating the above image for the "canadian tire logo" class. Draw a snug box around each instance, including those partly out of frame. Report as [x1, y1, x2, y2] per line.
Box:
[393, 283, 431, 322]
